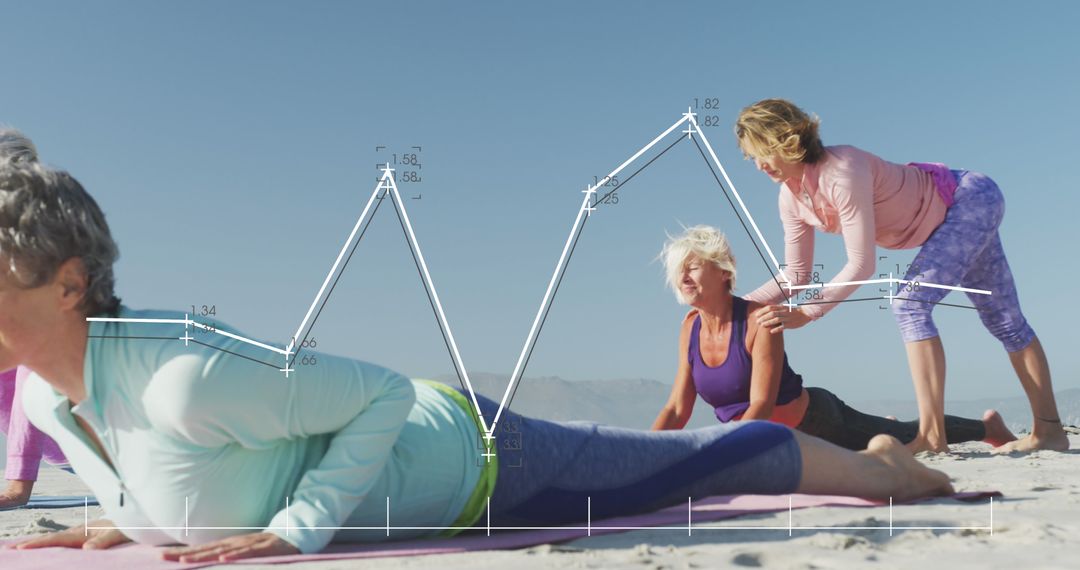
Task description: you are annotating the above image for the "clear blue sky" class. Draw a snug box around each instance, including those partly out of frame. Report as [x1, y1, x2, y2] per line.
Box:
[2, 1, 1076, 401]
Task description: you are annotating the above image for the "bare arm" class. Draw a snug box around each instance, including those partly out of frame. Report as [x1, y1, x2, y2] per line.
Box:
[798, 154, 878, 320]
[744, 189, 815, 304]
[742, 303, 785, 421]
[0, 480, 34, 509]
[652, 312, 699, 430]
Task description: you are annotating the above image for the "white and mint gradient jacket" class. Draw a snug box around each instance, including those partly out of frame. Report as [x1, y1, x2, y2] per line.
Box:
[23, 307, 482, 553]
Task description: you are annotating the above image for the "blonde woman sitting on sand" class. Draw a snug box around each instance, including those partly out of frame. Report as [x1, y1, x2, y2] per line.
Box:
[652, 225, 1016, 451]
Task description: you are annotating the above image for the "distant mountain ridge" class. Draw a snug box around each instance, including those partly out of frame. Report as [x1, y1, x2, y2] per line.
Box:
[434, 373, 1080, 433]
[432, 372, 720, 430]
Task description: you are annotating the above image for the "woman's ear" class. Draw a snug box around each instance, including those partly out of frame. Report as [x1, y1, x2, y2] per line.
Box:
[53, 257, 89, 311]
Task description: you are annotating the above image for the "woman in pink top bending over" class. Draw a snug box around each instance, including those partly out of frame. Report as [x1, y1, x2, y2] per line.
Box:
[735, 99, 1067, 454]
[0, 129, 68, 508]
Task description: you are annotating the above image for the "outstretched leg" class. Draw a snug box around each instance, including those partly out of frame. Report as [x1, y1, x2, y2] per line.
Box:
[796, 387, 1007, 450]
[892, 171, 1049, 452]
[959, 229, 1067, 453]
[903, 337, 950, 453]
[794, 432, 953, 502]
[994, 338, 1069, 452]
[486, 418, 805, 525]
[478, 389, 954, 527]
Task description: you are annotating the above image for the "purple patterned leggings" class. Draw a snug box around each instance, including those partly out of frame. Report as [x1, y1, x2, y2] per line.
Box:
[892, 170, 1036, 352]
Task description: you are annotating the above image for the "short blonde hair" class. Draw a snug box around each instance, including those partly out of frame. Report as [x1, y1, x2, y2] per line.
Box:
[735, 99, 824, 164]
[661, 225, 736, 304]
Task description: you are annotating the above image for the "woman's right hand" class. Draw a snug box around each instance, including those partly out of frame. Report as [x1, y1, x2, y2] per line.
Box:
[6, 519, 131, 550]
[754, 305, 812, 333]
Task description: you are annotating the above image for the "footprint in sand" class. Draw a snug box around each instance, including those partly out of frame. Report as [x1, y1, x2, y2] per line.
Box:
[21, 516, 68, 535]
[802, 532, 877, 550]
[731, 552, 764, 567]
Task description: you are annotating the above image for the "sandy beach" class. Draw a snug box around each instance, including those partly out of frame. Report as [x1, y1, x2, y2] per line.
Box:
[2, 432, 1077, 569]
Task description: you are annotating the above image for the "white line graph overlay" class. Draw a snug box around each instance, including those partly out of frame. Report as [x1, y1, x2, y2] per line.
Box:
[87, 110, 991, 439]
[786, 279, 991, 296]
[83, 495, 996, 536]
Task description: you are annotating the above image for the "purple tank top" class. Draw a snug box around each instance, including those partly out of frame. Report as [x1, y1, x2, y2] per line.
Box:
[689, 297, 804, 422]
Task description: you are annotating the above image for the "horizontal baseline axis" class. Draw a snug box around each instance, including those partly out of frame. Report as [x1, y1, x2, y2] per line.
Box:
[86, 524, 993, 532]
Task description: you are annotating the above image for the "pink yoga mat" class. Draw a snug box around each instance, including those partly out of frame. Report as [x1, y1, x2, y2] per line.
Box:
[0, 492, 998, 569]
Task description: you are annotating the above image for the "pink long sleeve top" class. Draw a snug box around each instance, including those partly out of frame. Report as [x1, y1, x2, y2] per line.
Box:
[744, 145, 948, 319]
[1, 366, 66, 480]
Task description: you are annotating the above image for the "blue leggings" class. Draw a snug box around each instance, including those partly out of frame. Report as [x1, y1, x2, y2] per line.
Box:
[464, 392, 802, 527]
[892, 170, 1036, 352]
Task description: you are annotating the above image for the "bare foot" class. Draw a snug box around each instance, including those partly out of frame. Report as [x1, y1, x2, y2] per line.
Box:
[992, 424, 1070, 454]
[905, 434, 949, 454]
[862, 435, 954, 502]
[981, 409, 1017, 447]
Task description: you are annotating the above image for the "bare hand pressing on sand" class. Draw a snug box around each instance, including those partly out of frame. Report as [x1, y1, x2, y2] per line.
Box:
[6, 519, 131, 550]
[160, 532, 299, 562]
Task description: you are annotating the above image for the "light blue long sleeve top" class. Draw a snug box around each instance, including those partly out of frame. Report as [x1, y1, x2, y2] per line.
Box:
[22, 307, 484, 553]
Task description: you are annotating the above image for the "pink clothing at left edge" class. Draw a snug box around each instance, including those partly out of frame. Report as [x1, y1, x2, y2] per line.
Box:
[745, 145, 948, 319]
[0, 367, 66, 480]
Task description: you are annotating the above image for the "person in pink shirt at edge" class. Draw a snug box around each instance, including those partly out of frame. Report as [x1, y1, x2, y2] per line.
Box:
[735, 99, 1068, 454]
[2, 367, 69, 507]
[0, 129, 69, 508]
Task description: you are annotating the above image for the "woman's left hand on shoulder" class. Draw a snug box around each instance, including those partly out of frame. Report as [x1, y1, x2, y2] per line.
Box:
[754, 305, 811, 334]
[160, 532, 299, 562]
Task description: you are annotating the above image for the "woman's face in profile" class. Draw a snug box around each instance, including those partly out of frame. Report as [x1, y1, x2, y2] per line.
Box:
[0, 270, 53, 371]
[752, 154, 803, 184]
[679, 256, 729, 306]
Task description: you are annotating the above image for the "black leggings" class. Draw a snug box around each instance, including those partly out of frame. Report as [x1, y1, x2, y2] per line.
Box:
[795, 387, 986, 451]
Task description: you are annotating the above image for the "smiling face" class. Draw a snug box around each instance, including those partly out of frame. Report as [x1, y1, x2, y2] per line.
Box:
[679, 255, 731, 307]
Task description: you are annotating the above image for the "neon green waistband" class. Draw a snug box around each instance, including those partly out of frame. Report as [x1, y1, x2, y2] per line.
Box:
[417, 380, 497, 536]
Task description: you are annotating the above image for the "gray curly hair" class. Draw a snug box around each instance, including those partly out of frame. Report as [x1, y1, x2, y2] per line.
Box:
[0, 160, 121, 316]
[0, 128, 38, 165]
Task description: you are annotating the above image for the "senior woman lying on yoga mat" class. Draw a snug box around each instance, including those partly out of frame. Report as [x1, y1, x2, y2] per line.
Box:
[1, 160, 951, 563]
[651, 225, 1015, 450]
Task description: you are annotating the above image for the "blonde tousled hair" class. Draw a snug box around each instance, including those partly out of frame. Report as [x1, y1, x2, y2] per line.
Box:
[660, 225, 736, 304]
[735, 99, 824, 164]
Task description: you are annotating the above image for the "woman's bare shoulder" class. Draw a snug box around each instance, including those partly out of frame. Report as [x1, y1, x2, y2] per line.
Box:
[744, 299, 765, 314]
